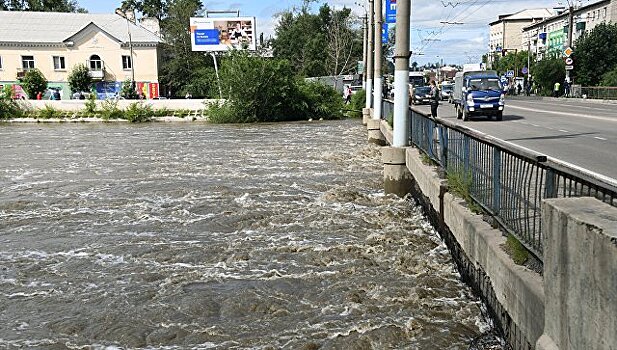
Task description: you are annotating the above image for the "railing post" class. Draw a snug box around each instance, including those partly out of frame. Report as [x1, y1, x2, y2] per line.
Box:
[426, 119, 433, 159]
[463, 135, 470, 175]
[492, 148, 501, 214]
[440, 126, 448, 170]
[545, 169, 557, 198]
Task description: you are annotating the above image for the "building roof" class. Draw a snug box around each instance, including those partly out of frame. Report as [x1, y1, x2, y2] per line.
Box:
[0, 11, 161, 44]
[489, 8, 555, 26]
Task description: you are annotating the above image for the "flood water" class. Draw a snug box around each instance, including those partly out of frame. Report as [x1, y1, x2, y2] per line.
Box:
[0, 120, 500, 349]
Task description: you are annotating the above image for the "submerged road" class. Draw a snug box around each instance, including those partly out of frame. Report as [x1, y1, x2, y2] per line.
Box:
[415, 98, 617, 180]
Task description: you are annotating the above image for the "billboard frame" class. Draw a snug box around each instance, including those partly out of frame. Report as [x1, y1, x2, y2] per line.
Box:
[190, 16, 257, 52]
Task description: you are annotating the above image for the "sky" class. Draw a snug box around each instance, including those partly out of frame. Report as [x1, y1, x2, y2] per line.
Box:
[78, 0, 596, 65]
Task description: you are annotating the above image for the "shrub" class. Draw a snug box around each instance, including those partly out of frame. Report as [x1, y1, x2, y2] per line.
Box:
[21, 68, 48, 99]
[533, 58, 565, 96]
[67, 63, 93, 93]
[505, 234, 529, 265]
[100, 99, 123, 120]
[345, 89, 366, 118]
[207, 51, 344, 123]
[600, 66, 617, 86]
[0, 86, 22, 120]
[37, 104, 62, 119]
[153, 107, 171, 117]
[83, 93, 98, 117]
[125, 102, 153, 123]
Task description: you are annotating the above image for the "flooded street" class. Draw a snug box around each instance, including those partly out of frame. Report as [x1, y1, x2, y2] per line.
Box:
[0, 120, 497, 349]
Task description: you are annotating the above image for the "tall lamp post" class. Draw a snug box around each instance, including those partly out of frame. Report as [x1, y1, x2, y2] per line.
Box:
[116, 9, 136, 90]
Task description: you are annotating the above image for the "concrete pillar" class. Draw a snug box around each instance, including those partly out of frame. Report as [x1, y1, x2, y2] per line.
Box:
[392, 0, 411, 147]
[382, 147, 412, 197]
[537, 197, 617, 350]
[362, 107, 370, 126]
[367, 119, 386, 146]
[366, 0, 374, 110]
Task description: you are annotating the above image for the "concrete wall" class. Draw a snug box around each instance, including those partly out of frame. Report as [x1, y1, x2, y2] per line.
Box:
[537, 198, 617, 350]
[18, 99, 217, 111]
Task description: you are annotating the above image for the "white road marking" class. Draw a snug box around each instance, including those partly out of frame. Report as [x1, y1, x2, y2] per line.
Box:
[594, 136, 607, 141]
[559, 129, 569, 133]
[507, 104, 617, 122]
[531, 124, 539, 127]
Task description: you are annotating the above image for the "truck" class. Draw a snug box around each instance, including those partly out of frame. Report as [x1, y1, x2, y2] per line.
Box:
[452, 69, 505, 121]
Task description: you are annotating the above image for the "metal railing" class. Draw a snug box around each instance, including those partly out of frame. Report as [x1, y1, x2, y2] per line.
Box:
[383, 100, 617, 260]
[571, 86, 617, 100]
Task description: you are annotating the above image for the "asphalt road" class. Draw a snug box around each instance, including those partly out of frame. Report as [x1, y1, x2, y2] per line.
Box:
[414, 98, 617, 180]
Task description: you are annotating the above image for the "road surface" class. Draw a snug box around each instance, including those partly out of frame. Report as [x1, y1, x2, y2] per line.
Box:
[414, 98, 617, 180]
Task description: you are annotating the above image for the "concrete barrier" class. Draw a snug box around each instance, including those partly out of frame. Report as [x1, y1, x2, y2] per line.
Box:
[18, 99, 219, 111]
[537, 198, 617, 350]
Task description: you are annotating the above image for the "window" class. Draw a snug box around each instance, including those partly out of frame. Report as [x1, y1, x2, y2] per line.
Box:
[22, 55, 35, 70]
[89, 54, 102, 70]
[603, 8, 607, 18]
[0, 56, 3, 70]
[53, 56, 66, 70]
[122, 55, 132, 70]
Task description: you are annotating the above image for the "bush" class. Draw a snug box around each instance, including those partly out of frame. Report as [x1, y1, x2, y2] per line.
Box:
[345, 89, 365, 118]
[153, 107, 171, 117]
[532, 58, 565, 95]
[0, 86, 22, 120]
[100, 99, 123, 120]
[67, 63, 93, 93]
[21, 68, 48, 99]
[37, 104, 62, 119]
[600, 66, 617, 86]
[83, 93, 98, 117]
[125, 102, 153, 123]
[207, 51, 344, 123]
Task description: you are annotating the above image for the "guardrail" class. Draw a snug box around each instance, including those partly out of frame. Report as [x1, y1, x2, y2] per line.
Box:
[382, 99, 617, 259]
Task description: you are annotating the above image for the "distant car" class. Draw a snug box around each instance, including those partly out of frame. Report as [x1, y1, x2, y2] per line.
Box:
[71, 91, 92, 100]
[411, 86, 432, 105]
[151, 96, 168, 100]
[441, 84, 454, 102]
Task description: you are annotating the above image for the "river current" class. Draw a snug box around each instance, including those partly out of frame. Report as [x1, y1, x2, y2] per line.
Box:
[0, 120, 500, 349]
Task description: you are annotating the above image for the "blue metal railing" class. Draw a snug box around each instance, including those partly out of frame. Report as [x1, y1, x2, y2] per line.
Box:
[383, 100, 617, 259]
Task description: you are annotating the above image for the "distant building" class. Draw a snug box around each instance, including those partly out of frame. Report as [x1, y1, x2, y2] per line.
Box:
[522, 0, 617, 61]
[488, 8, 554, 67]
[0, 11, 162, 99]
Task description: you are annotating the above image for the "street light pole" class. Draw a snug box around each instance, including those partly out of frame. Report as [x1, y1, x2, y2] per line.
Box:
[392, 0, 411, 147]
[362, 14, 368, 91]
[116, 9, 136, 89]
[373, 0, 383, 120]
[566, 4, 574, 85]
[366, 0, 374, 110]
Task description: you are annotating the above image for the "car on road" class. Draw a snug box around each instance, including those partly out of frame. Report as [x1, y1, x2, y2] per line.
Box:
[410, 86, 432, 105]
[441, 83, 454, 102]
[350, 85, 363, 95]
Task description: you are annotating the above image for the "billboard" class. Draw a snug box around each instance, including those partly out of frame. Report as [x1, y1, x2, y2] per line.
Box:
[190, 17, 256, 51]
[385, 0, 397, 24]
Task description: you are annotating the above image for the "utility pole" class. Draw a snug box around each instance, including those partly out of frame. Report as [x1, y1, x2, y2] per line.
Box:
[392, 0, 410, 147]
[362, 14, 368, 91]
[566, 4, 574, 84]
[372, 0, 383, 120]
[366, 0, 374, 110]
[527, 35, 531, 87]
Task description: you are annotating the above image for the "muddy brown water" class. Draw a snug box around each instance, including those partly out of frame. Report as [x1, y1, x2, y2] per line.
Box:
[0, 120, 503, 349]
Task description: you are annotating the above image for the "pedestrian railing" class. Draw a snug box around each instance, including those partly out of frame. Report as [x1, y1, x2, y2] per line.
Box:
[571, 86, 617, 100]
[382, 100, 617, 260]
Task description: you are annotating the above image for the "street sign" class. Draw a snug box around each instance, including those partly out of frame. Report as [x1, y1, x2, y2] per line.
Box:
[565, 65, 574, 70]
[522, 67, 528, 74]
[505, 70, 515, 78]
[565, 57, 574, 65]
[385, 0, 397, 24]
[382, 23, 388, 43]
[563, 47, 573, 57]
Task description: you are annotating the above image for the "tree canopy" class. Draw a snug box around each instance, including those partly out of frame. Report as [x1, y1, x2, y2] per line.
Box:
[0, 0, 86, 12]
[572, 22, 617, 86]
[271, 3, 362, 77]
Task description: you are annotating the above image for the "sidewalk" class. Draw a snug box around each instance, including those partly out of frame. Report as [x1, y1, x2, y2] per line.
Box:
[507, 95, 617, 105]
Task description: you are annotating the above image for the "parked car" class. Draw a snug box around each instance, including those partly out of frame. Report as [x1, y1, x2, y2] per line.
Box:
[410, 86, 432, 105]
[350, 85, 363, 95]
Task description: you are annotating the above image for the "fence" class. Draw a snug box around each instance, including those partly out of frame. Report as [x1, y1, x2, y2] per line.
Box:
[382, 99, 617, 260]
[571, 86, 617, 100]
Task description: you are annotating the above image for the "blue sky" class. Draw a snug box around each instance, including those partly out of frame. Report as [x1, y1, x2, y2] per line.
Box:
[78, 0, 590, 65]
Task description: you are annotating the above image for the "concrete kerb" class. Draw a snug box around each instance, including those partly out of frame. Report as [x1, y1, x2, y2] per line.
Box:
[382, 147, 413, 197]
[367, 118, 386, 146]
[362, 108, 370, 125]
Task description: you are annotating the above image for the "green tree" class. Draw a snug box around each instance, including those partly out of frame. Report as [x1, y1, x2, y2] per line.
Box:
[120, 78, 139, 99]
[67, 63, 93, 93]
[120, 0, 167, 19]
[573, 22, 617, 86]
[533, 58, 565, 95]
[272, 3, 362, 77]
[158, 0, 209, 97]
[1, 0, 85, 12]
[20, 68, 48, 99]
[0, 85, 22, 119]
[600, 66, 617, 86]
[492, 50, 531, 77]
